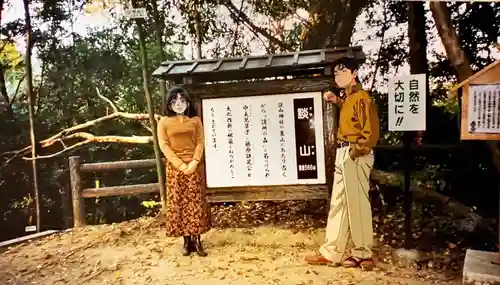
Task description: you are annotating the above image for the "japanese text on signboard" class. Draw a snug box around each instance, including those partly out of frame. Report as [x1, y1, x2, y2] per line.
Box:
[467, 84, 500, 134]
[226, 106, 235, 178]
[201, 92, 326, 188]
[293, 98, 318, 179]
[388, 74, 426, 131]
[243, 105, 252, 177]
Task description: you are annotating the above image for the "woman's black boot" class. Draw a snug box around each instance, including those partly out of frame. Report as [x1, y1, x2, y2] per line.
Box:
[192, 235, 207, 257]
[182, 236, 192, 256]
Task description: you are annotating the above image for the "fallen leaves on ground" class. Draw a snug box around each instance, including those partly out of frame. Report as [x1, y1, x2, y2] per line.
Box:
[0, 200, 467, 285]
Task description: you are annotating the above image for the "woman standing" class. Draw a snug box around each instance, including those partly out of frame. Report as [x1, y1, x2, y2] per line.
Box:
[157, 86, 211, 257]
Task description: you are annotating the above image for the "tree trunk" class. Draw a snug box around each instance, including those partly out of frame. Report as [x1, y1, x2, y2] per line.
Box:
[429, 2, 473, 82]
[193, 5, 202, 59]
[408, 2, 429, 92]
[429, 2, 500, 179]
[0, 0, 4, 28]
[23, 0, 41, 233]
[131, 0, 167, 211]
[301, 0, 371, 50]
[150, 0, 168, 112]
[150, 0, 168, 212]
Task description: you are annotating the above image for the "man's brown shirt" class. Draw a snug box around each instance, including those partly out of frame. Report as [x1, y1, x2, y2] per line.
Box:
[336, 84, 380, 156]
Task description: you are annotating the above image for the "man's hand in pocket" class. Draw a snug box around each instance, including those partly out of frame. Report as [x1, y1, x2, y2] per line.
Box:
[349, 148, 358, 160]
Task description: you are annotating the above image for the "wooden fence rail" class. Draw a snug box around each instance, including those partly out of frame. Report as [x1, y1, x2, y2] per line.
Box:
[69, 156, 162, 227]
[68, 144, 463, 227]
[68, 156, 330, 227]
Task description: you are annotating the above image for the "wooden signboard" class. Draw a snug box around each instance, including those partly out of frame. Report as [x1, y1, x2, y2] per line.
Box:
[201, 92, 326, 188]
[190, 78, 331, 201]
[458, 60, 500, 140]
[151, 48, 366, 202]
[66, 49, 368, 226]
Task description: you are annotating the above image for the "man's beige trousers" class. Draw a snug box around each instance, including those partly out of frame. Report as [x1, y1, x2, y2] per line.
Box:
[319, 146, 374, 263]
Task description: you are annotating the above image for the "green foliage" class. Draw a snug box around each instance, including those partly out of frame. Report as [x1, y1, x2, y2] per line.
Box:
[0, 0, 182, 239]
[1, 0, 500, 243]
[0, 42, 23, 68]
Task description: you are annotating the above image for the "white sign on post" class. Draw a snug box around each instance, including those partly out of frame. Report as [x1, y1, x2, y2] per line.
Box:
[124, 8, 147, 19]
[388, 74, 427, 131]
[201, 92, 326, 188]
[467, 84, 500, 134]
[25, 225, 36, 232]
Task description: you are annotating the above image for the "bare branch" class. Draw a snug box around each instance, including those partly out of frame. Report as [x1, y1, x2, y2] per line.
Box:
[25, 141, 89, 160]
[0, 87, 162, 169]
[141, 123, 153, 133]
[63, 132, 153, 144]
[95, 88, 152, 133]
[0, 111, 159, 163]
[293, 11, 313, 30]
[42, 112, 156, 144]
[230, 0, 245, 56]
[95, 87, 118, 113]
[23, 132, 153, 160]
[0, 148, 28, 172]
[11, 73, 26, 105]
[221, 0, 293, 52]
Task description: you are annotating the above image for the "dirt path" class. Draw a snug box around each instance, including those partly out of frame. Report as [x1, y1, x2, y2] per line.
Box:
[0, 218, 460, 285]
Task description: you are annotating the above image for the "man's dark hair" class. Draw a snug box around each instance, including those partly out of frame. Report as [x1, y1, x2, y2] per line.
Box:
[332, 57, 361, 84]
[163, 86, 198, 118]
[332, 57, 359, 73]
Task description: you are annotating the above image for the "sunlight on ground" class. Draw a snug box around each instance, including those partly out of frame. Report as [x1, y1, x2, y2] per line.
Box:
[0, 217, 461, 285]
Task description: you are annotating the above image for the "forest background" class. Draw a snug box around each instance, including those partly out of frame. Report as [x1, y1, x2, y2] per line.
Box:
[1, 0, 500, 252]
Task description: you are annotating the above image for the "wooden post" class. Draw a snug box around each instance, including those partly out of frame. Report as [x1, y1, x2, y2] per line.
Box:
[322, 67, 339, 206]
[405, 1, 428, 249]
[323, 101, 339, 202]
[69, 156, 85, 227]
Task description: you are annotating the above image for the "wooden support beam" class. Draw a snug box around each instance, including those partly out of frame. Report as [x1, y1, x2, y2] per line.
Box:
[239, 57, 248, 69]
[186, 77, 330, 99]
[213, 59, 223, 71]
[82, 183, 159, 198]
[81, 182, 328, 202]
[80, 158, 161, 172]
[292, 52, 300, 65]
[206, 185, 328, 202]
[266, 55, 273, 66]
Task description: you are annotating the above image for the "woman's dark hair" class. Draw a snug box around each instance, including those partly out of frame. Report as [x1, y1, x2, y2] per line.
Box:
[163, 86, 198, 117]
[332, 57, 361, 84]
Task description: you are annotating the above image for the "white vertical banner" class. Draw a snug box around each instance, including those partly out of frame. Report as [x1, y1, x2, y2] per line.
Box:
[388, 74, 427, 131]
[467, 84, 500, 134]
[202, 92, 326, 188]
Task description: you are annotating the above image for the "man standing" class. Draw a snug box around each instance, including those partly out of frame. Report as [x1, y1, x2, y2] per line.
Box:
[305, 57, 380, 270]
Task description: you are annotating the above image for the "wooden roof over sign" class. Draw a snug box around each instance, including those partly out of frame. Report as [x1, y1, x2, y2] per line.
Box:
[152, 47, 366, 83]
[448, 59, 500, 93]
